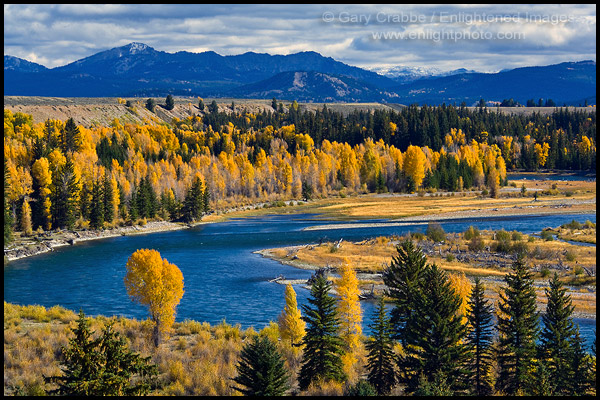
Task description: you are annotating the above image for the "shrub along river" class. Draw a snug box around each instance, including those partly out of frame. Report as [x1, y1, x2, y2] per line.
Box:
[4, 212, 596, 350]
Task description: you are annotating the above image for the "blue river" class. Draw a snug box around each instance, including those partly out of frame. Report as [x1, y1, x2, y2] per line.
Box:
[4, 212, 596, 350]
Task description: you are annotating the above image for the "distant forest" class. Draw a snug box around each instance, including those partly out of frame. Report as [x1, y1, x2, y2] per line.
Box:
[3, 101, 596, 239]
[204, 102, 596, 171]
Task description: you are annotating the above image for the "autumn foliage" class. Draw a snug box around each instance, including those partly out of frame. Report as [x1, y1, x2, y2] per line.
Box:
[3, 104, 596, 239]
[124, 249, 184, 346]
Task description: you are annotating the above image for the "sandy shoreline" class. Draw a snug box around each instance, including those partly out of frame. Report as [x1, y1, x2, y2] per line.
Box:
[304, 200, 596, 231]
[5, 198, 595, 262]
[3, 220, 203, 262]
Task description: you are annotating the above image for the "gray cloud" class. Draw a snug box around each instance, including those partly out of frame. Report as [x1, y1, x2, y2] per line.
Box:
[3, 4, 596, 72]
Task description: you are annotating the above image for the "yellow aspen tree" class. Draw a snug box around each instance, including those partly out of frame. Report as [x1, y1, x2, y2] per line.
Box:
[534, 142, 550, 168]
[473, 159, 485, 188]
[402, 145, 427, 189]
[20, 198, 33, 236]
[124, 249, 184, 347]
[335, 258, 363, 381]
[282, 161, 293, 195]
[487, 167, 500, 198]
[448, 272, 472, 325]
[496, 155, 507, 184]
[278, 284, 306, 354]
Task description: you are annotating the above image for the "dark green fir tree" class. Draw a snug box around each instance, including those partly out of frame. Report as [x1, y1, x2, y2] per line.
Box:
[495, 257, 540, 395]
[51, 157, 80, 229]
[231, 335, 290, 396]
[539, 272, 577, 395]
[89, 179, 104, 229]
[464, 277, 494, 396]
[165, 94, 175, 111]
[45, 311, 157, 396]
[45, 310, 103, 395]
[298, 273, 346, 390]
[365, 296, 396, 395]
[398, 264, 469, 395]
[381, 240, 428, 345]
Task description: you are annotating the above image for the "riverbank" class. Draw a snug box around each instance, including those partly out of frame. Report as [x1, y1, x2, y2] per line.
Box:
[3, 220, 196, 262]
[3, 199, 305, 263]
[256, 218, 596, 320]
[256, 246, 596, 320]
[5, 178, 595, 263]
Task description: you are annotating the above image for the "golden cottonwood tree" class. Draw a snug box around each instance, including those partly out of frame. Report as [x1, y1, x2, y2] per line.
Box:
[20, 198, 32, 236]
[124, 249, 184, 347]
[448, 272, 472, 324]
[278, 283, 306, 354]
[403, 145, 427, 189]
[335, 258, 363, 381]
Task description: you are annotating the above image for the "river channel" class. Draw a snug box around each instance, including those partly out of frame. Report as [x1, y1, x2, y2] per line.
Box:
[4, 212, 596, 349]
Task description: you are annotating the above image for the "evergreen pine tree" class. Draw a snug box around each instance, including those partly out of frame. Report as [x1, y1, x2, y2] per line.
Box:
[79, 183, 91, 221]
[525, 359, 553, 396]
[381, 240, 428, 345]
[96, 323, 158, 395]
[539, 272, 577, 395]
[136, 176, 157, 219]
[398, 264, 469, 394]
[298, 273, 346, 391]
[345, 379, 378, 396]
[128, 185, 139, 221]
[182, 176, 204, 222]
[202, 183, 210, 213]
[146, 98, 155, 112]
[103, 174, 115, 223]
[464, 277, 494, 396]
[365, 297, 396, 395]
[232, 335, 290, 396]
[568, 329, 593, 395]
[495, 257, 540, 395]
[51, 157, 79, 229]
[165, 94, 175, 111]
[61, 117, 82, 154]
[209, 100, 218, 114]
[45, 310, 103, 395]
[46, 311, 157, 396]
[89, 179, 104, 229]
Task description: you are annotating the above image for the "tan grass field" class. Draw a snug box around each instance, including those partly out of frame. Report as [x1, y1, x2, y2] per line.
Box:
[210, 176, 595, 222]
[260, 224, 596, 317]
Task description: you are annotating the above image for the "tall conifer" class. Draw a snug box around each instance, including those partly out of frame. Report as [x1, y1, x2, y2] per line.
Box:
[51, 157, 79, 229]
[298, 273, 346, 390]
[381, 240, 428, 345]
[365, 297, 396, 395]
[495, 257, 539, 395]
[398, 264, 469, 394]
[539, 272, 576, 395]
[464, 277, 494, 396]
[232, 335, 290, 396]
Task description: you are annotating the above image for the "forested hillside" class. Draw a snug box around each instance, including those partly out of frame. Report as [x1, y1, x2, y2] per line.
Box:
[3, 100, 596, 239]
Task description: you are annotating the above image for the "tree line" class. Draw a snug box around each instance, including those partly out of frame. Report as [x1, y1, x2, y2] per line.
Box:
[4, 103, 595, 243]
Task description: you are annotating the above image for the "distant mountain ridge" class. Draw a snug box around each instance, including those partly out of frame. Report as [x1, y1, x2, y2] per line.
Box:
[4, 55, 48, 73]
[4, 42, 596, 105]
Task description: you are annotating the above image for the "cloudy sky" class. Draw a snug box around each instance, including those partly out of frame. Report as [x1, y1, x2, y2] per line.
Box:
[4, 4, 596, 73]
